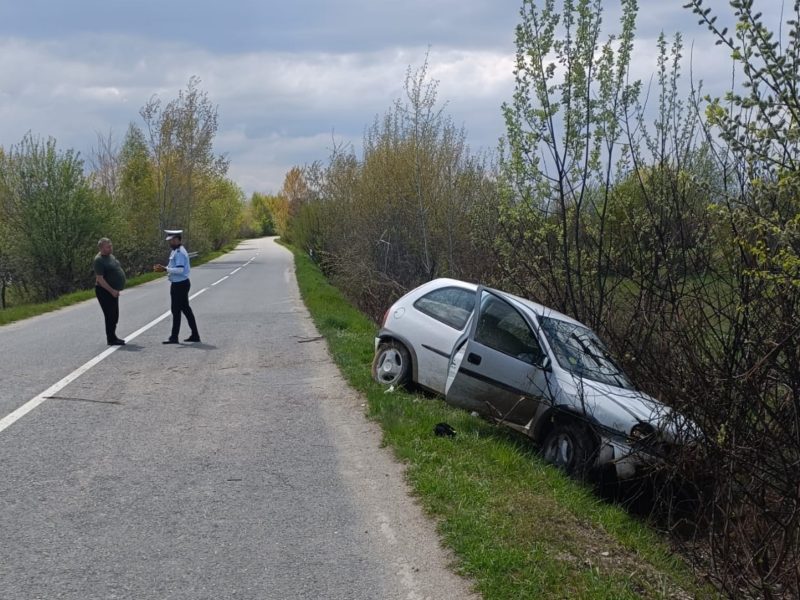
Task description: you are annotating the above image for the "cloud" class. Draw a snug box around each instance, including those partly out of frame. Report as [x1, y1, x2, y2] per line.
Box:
[0, 34, 516, 193]
[0, 0, 520, 54]
[0, 0, 784, 196]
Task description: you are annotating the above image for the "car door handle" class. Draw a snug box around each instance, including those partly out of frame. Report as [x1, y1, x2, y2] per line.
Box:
[467, 352, 482, 365]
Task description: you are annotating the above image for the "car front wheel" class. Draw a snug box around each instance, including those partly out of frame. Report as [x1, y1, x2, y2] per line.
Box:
[542, 421, 597, 479]
[372, 341, 412, 388]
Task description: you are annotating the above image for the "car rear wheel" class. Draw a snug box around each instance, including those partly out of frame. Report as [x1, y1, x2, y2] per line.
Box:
[542, 421, 597, 479]
[372, 341, 412, 388]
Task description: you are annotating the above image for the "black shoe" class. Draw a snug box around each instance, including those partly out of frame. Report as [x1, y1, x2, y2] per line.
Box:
[108, 338, 126, 346]
[162, 337, 180, 344]
[184, 335, 201, 343]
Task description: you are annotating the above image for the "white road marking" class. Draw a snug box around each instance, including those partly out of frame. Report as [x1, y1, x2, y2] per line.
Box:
[0, 286, 210, 435]
[0, 347, 120, 434]
[190, 287, 209, 300]
[230, 267, 242, 275]
[124, 309, 172, 342]
[211, 276, 229, 286]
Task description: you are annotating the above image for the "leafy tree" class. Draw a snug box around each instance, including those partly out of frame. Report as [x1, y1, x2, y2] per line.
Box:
[0, 223, 18, 309]
[109, 123, 162, 273]
[679, 1, 800, 595]
[0, 134, 107, 299]
[88, 129, 120, 201]
[139, 76, 229, 246]
[0, 79, 237, 307]
[283, 165, 321, 250]
[501, 1, 800, 595]
[0, 150, 10, 304]
[248, 192, 282, 236]
[195, 177, 244, 250]
[281, 167, 310, 220]
[285, 58, 497, 318]
[500, 0, 646, 325]
[0, 153, 22, 308]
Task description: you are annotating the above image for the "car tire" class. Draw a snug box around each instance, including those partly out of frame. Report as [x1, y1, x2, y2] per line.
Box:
[541, 421, 597, 479]
[372, 341, 412, 388]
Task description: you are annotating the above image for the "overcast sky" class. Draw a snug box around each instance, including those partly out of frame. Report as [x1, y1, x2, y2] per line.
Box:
[0, 0, 779, 195]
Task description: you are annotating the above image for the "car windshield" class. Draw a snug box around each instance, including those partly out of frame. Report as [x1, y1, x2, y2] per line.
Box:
[539, 317, 633, 389]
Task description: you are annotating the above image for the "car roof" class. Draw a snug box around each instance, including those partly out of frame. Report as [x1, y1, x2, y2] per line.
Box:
[503, 293, 583, 327]
[423, 278, 583, 327]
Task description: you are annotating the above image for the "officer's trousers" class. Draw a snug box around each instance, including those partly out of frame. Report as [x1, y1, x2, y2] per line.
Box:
[170, 279, 199, 338]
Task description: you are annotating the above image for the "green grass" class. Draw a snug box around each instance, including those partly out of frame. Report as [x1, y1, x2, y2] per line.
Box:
[288, 245, 717, 600]
[0, 241, 240, 327]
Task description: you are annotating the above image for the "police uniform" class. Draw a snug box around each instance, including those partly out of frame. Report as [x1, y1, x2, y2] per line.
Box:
[163, 230, 200, 344]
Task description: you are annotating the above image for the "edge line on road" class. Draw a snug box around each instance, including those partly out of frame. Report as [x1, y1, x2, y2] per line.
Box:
[0, 346, 120, 434]
[0, 307, 170, 434]
[0, 287, 208, 435]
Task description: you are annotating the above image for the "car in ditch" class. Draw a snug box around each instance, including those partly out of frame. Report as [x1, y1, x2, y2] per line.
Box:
[372, 278, 683, 479]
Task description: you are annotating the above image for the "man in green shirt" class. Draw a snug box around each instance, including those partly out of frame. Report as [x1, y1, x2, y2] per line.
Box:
[93, 237, 127, 345]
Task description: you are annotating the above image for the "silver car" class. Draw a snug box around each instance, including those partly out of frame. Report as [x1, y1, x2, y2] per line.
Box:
[372, 278, 682, 479]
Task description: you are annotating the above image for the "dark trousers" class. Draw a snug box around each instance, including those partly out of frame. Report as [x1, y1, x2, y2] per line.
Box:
[95, 286, 119, 343]
[170, 279, 198, 338]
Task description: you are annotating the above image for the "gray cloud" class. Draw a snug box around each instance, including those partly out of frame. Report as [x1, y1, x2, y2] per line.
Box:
[0, 0, 520, 53]
[0, 0, 784, 194]
[0, 33, 514, 192]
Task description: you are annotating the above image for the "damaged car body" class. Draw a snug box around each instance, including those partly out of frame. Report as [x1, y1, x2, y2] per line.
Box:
[372, 278, 686, 479]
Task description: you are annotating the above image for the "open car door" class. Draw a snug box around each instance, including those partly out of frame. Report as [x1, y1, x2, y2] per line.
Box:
[445, 287, 551, 426]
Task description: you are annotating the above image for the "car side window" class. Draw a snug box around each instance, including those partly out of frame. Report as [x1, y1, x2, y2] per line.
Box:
[475, 293, 543, 365]
[413, 287, 476, 330]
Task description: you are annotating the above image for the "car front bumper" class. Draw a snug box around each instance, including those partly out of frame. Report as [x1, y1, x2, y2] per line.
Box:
[598, 435, 665, 479]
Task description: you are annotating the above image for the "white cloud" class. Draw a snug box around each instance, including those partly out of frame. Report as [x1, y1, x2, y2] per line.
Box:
[0, 0, 781, 196]
[0, 35, 516, 193]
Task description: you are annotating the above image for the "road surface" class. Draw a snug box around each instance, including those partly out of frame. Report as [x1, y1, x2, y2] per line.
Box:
[0, 237, 477, 600]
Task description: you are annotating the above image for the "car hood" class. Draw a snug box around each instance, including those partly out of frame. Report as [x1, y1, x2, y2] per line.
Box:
[554, 374, 675, 437]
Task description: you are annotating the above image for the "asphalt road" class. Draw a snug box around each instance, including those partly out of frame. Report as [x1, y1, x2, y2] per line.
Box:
[0, 237, 476, 600]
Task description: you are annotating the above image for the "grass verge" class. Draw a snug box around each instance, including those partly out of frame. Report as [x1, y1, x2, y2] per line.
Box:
[0, 241, 240, 327]
[288, 244, 717, 599]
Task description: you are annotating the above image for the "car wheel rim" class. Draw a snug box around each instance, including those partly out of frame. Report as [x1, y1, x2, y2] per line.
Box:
[546, 433, 574, 468]
[377, 349, 403, 384]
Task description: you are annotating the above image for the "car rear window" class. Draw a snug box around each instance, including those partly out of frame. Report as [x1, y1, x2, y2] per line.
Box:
[413, 287, 475, 330]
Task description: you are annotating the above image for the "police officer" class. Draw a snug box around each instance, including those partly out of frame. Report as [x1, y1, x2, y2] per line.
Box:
[154, 230, 200, 344]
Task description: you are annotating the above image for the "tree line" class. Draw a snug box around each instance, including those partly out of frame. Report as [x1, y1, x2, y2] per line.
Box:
[0, 77, 255, 307]
[277, 1, 800, 597]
